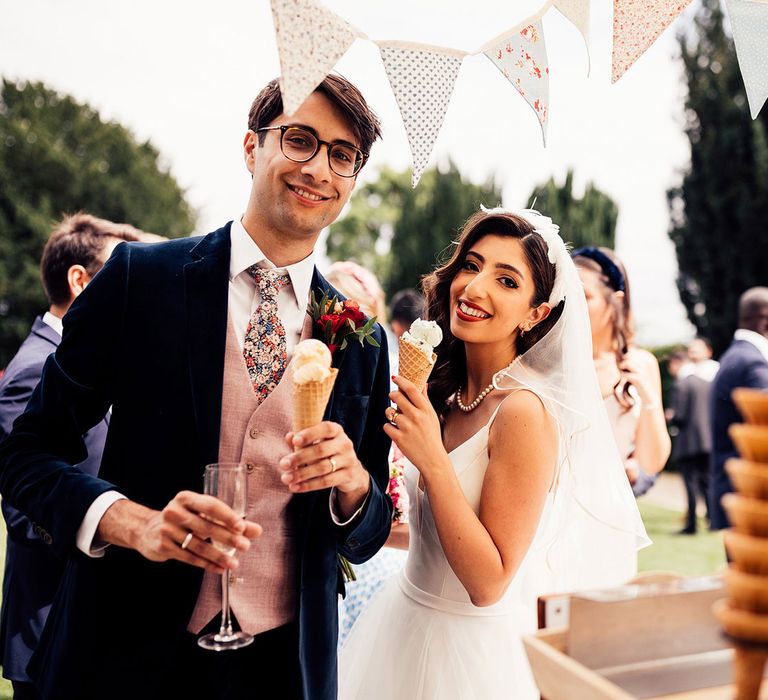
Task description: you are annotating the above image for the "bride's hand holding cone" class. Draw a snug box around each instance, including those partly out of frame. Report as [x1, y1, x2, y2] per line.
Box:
[385, 376, 446, 481]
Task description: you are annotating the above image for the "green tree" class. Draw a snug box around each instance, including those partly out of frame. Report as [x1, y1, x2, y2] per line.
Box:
[0, 79, 196, 366]
[528, 169, 618, 249]
[326, 162, 502, 298]
[667, 0, 768, 357]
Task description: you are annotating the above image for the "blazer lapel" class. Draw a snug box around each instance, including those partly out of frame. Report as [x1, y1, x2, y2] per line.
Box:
[184, 224, 232, 467]
[30, 316, 61, 349]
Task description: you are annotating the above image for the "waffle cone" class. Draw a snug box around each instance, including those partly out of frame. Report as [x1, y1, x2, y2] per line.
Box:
[292, 368, 338, 432]
[398, 338, 436, 393]
[734, 645, 768, 700]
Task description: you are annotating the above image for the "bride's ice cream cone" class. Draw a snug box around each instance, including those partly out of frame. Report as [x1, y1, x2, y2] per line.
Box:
[398, 319, 442, 393]
[291, 339, 337, 432]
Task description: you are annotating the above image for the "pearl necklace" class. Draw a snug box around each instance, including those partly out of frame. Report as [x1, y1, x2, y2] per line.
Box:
[455, 382, 495, 412]
[455, 360, 517, 413]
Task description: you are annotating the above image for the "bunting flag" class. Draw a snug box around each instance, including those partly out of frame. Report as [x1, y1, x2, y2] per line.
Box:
[611, 0, 692, 83]
[378, 43, 466, 187]
[483, 21, 550, 145]
[270, 0, 364, 115]
[725, 0, 768, 119]
[553, 0, 591, 72]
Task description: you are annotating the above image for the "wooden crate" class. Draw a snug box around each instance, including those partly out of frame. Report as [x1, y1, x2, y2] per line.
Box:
[524, 575, 768, 699]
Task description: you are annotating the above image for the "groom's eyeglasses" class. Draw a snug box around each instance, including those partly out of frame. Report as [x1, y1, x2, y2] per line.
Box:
[254, 125, 367, 178]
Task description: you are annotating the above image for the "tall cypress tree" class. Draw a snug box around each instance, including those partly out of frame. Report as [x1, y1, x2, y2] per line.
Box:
[668, 0, 768, 356]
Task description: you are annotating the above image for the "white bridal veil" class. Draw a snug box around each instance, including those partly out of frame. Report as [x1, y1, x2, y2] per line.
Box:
[486, 207, 651, 592]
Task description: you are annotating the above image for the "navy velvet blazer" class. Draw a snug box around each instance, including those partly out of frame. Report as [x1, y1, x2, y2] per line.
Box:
[709, 338, 768, 529]
[0, 316, 109, 682]
[0, 225, 392, 699]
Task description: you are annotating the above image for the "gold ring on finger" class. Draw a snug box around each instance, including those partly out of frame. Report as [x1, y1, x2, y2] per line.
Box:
[328, 457, 337, 474]
[180, 532, 194, 550]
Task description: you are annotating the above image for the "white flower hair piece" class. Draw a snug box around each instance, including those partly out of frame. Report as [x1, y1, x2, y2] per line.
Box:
[479, 205, 569, 306]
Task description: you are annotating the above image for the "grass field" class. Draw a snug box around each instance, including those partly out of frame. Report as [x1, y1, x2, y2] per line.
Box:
[0, 501, 726, 698]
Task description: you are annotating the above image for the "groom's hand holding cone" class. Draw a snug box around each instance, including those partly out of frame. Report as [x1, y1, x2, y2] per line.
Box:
[279, 339, 370, 519]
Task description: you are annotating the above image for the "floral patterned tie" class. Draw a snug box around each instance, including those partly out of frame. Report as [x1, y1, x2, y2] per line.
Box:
[243, 265, 292, 403]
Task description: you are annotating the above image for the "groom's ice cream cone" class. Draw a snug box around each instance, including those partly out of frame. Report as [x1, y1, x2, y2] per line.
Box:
[291, 339, 337, 432]
[398, 319, 442, 393]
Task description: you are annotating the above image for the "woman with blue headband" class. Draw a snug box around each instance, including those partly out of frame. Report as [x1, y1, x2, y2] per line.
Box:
[572, 246, 671, 496]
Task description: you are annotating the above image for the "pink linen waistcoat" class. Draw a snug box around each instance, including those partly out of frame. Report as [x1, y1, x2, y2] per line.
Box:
[188, 312, 313, 634]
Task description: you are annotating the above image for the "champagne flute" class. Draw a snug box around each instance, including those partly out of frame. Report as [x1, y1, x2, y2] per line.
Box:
[197, 463, 255, 651]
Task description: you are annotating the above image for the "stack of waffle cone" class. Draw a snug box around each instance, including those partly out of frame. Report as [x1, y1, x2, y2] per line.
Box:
[713, 388, 768, 699]
[292, 368, 339, 432]
[398, 337, 436, 393]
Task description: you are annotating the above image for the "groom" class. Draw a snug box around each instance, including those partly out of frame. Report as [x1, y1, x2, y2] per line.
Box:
[0, 75, 392, 700]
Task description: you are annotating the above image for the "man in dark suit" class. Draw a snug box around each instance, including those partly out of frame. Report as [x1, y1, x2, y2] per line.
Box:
[667, 348, 713, 534]
[710, 287, 768, 530]
[0, 75, 392, 700]
[0, 214, 144, 700]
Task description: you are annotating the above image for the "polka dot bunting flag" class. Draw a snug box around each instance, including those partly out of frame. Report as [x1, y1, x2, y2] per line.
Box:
[611, 0, 693, 83]
[271, 0, 364, 115]
[724, 0, 768, 120]
[379, 43, 466, 188]
[483, 21, 550, 145]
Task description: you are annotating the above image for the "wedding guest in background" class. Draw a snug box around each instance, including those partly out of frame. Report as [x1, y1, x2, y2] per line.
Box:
[667, 348, 713, 534]
[687, 337, 719, 381]
[324, 261, 409, 647]
[389, 288, 426, 339]
[0, 213, 145, 700]
[710, 287, 768, 530]
[0, 75, 391, 700]
[572, 246, 671, 497]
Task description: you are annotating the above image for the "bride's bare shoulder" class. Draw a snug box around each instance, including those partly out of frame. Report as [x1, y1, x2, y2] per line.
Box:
[489, 389, 553, 442]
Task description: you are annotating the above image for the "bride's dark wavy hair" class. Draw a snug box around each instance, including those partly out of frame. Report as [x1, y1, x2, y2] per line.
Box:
[422, 210, 564, 419]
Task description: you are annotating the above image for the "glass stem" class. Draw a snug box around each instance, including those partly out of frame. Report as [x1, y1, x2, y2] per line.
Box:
[219, 571, 233, 638]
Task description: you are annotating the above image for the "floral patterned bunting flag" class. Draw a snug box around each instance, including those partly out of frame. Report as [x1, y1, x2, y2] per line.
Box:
[378, 43, 466, 187]
[270, 0, 364, 115]
[725, 0, 768, 119]
[611, 0, 692, 83]
[483, 21, 550, 145]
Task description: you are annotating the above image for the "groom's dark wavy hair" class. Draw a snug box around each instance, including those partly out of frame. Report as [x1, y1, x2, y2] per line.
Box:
[422, 211, 564, 419]
[247, 74, 382, 157]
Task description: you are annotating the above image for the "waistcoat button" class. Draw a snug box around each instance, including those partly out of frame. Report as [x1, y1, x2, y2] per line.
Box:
[249, 427, 259, 439]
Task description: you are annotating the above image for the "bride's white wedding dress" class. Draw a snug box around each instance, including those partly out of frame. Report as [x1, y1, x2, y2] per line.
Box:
[340, 208, 649, 699]
[340, 400, 558, 700]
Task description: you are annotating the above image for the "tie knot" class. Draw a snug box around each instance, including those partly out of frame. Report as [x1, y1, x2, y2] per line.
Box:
[249, 266, 291, 300]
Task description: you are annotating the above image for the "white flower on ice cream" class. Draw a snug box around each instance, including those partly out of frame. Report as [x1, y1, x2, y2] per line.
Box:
[292, 339, 332, 385]
[401, 318, 443, 360]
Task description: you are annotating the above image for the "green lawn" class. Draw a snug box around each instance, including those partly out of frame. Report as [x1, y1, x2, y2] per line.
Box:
[0, 501, 724, 699]
[637, 501, 727, 576]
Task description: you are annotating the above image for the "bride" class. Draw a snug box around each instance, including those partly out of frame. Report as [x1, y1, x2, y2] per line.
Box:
[339, 208, 649, 699]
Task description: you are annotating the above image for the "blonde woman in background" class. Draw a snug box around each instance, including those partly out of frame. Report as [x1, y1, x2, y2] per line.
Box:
[572, 247, 671, 496]
[324, 261, 411, 645]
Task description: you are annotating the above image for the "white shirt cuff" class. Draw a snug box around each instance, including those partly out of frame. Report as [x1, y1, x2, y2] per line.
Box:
[329, 485, 370, 527]
[76, 491, 128, 557]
